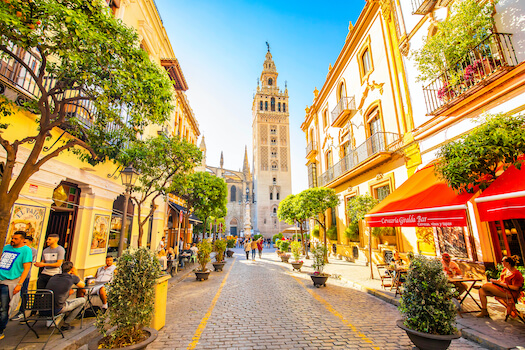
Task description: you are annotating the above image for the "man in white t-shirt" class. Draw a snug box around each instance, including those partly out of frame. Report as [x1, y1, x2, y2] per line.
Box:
[79, 256, 116, 310]
[35, 234, 65, 289]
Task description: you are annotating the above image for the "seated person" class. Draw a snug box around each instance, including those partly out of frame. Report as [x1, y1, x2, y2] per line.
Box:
[179, 244, 193, 268]
[190, 243, 199, 256]
[78, 256, 115, 310]
[477, 255, 524, 318]
[157, 249, 167, 270]
[46, 261, 86, 331]
[441, 253, 467, 296]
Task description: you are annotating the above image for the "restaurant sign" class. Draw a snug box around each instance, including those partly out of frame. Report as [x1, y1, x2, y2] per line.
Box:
[366, 209, 467, 228]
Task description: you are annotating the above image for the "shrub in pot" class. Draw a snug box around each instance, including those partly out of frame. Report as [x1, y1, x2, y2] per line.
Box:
[290, 241, 302, 262]
[311, 245, 329, 287]
[226, 238, 236, 257]
[92, 247, 161, 349]
[279, 240, 290, 252]
[195, 239, 212, 280]
[398, 255, 459, 350]
[213, 239, 227, 262]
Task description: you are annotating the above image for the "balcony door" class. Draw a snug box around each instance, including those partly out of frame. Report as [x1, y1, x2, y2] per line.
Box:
[367, 109, 383, 154]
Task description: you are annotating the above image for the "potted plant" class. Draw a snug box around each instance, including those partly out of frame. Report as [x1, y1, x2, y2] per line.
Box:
[279, 240, 291, 263]
[90, 247, 160, 350]
[212, 239, 227, 272]
[195, 239, 212, 281]
[397, 255, 460, 350]
[226, 238, 236, 257]
[290, 241, 303, 271]
[310, 245, 329, 287]
[275, 240, 283, 256]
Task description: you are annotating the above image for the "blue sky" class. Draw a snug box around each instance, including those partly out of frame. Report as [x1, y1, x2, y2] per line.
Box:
[155, 0, 365, 193]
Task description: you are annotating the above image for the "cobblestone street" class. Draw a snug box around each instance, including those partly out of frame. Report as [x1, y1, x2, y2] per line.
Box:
[151, 249, 488, 350]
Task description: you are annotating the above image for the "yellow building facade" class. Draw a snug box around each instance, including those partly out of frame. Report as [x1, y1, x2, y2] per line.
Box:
[0, 0, 199, 279]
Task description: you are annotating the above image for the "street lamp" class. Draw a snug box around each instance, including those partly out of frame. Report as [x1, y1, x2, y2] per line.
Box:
[118, 165, 140, 257]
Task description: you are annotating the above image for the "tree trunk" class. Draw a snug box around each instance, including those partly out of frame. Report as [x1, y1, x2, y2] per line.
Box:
[300, 221, 309, 259]
[0, 205, 15, 253]
[202, 217, 207, 242]
[136, 201, 143, 247]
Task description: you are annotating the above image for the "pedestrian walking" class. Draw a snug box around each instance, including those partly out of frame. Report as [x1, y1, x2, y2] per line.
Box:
[244, 239, 251, 260]
[250, 239, 257, 261]
[257, 238, 263, 258]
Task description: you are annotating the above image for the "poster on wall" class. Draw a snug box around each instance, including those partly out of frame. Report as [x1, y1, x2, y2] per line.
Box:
[6, 204, 46, 250]
[90, 214, 110, 255]
[436, 227, 469, 258]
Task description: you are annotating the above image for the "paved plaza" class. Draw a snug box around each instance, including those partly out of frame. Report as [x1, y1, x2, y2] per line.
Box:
[150, 248, 488, 350]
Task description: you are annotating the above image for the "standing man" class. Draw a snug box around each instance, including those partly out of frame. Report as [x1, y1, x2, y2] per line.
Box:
[156, 236, 166, 253]
[46, 261, 86, 330]
[250, 239, 258, 261]
[35, 234, 66, 289]
[11, 236, 38, 321]
[0, 231, 32, 340]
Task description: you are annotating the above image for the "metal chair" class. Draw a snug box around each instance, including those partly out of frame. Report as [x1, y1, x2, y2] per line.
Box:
[495, 286, 525, 323]
[16, 289, 64, 349]
[376, 264, 393, 289]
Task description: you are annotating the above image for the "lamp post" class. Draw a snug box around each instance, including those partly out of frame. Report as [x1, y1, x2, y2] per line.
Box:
[118, 165, 140, 257]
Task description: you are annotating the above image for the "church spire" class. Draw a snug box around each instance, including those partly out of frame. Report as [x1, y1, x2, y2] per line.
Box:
[220, 151, 224, 168]
[243, 145, 250, 174]
[260, 43, 278, 88]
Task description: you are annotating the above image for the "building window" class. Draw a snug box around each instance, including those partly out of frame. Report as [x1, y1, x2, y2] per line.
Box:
[362, 49, 371, 76]
[283, 103, 286, 112]
[278, 102, 281, 112]
[270, 138, 277, 145]
[273, 177, 277, 185]
[268, 78, 273, 86]
[270, 193, 273, 200]
[331, 207, 337, 227]
[276, 193, 280, 200]
[273, 207, 277, 214]
[338, 82, 346, 101]
[230, 186, 236, 202]
[271, 98, 275, 111]
[367, 108, 383, 153]
[271, 149, 277, 158]
[308, 163, 318, 188]
[326, 150, 333, 169]
[271, 162, 278, 171]
[270, 126, 277, 134]
[265, 101, 268, 111]
[375, 185, 390, 201]
[323, 109, 328, 128]
[260, 101, 263, 110]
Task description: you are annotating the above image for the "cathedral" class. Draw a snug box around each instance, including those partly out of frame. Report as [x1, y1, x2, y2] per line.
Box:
[201, 46, 292, 238]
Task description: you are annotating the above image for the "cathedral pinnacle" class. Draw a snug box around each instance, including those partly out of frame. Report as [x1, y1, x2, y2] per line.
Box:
[243, 145, 250, 174]
[220, 151, 224, 168]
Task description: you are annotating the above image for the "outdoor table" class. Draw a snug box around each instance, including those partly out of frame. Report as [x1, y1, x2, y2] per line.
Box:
[73, 282, 107, 328]
[448, 277, 483, 314]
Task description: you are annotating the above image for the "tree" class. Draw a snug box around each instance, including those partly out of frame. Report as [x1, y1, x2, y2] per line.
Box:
[0, 0, 173, 251]
[120, 136, 202, 247]
[435, 113, 525, 193]
[298, 187, 340, 262]
[278, 193, 309, 258]
[174, 172, 227, 242]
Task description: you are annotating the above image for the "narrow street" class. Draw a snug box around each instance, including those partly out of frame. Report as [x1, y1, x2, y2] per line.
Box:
[151, 249, 486, 350]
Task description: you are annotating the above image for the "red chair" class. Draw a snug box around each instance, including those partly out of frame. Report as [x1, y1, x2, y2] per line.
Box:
[494, 286, 525, 323]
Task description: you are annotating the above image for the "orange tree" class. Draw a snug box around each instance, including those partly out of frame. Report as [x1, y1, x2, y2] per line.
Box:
[0, 0, 173, 251]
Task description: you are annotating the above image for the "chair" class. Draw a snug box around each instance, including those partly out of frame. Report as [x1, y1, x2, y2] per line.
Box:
[189, 254, 197, 264]
[393, 269, 407, 297]
[17, 289, 64, 349]
[376, 264, 393, 289]
[495, 286, 525, 323]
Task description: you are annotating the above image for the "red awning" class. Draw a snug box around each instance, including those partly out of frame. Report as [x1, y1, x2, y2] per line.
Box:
[475, 165, 525, 222]
[365, 164, 475, 227]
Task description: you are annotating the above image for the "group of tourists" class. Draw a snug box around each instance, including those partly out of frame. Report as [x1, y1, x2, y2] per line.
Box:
[157, 236, 199, 272]
[243, 238, 264, 260]
[0, 231, 116, 340]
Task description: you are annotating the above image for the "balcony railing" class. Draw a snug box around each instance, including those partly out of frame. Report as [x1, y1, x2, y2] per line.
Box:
[330, 96, 356, 127]
[306, 141, 317, 157]
[411, 0, 438, 15]
[318, 132, 399, 187]
[423, 33, 518, 116]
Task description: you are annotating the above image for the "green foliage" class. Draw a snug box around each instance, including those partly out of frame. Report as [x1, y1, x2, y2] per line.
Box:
[213, 239, 227, 262]
[226, 238, 236, 249]
[326, 226, 337, 241]
[312, 245, 328, 274]
[435, 113, 525, 193]
[345, 225, 359, 242]
[275, 240, 283, 250]
[96, 248, 161, 348]
[279, 240, 291, 252]
[399, 255, 457, 335]
[197, 239, 212, 272]
[272, 233, 283, 243]
[298, 188, 340, 228]
[253, 234, 263, 241]
[290, 241, 302, 261]
[312, 225, 320, 238]
[486, 263, 525, 280]
[292, 233, 310, 241]
[412, 0, 495, 82]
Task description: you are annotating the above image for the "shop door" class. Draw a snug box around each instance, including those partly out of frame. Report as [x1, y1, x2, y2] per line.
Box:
[489, 219, 525, 264]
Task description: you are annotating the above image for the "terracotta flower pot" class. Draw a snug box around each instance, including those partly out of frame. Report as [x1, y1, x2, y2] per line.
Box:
[396, 319, 460, 350]
[280, 255, 290, 263]
[310, 274, 329, 288]
[291, 261, 303, 271]
[88, 327, 158, 350]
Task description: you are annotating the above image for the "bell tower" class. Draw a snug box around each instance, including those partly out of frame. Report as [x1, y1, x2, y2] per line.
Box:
[252, 45, 292, 237]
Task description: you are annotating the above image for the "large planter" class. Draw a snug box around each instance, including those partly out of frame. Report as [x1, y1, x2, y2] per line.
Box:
[195, 270, 211, 281]
[310, 274, 329, 288]
[88, 327, 158, 350]
[291, 261, 303, 271]
[212, 261, 226, 272]
[396, 320, 460, 350]
[280, 255, 290, 263]
[226, 250, 234, 258]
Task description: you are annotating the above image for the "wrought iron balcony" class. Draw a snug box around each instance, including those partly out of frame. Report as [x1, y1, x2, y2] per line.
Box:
[331, 96, 356, 128]
[318, 132, 400, 187]
[411, 0, 437, 15]
[306, 141, 317, 158]
[423, 33, 518, 116]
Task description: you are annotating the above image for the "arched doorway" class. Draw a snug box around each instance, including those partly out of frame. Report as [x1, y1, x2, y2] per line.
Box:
[230, 218, 238, 236]
[46, 182, 80, 260]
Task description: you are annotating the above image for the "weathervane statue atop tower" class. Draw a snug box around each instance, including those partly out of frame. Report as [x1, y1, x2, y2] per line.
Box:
[266, 41, 270, 52]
